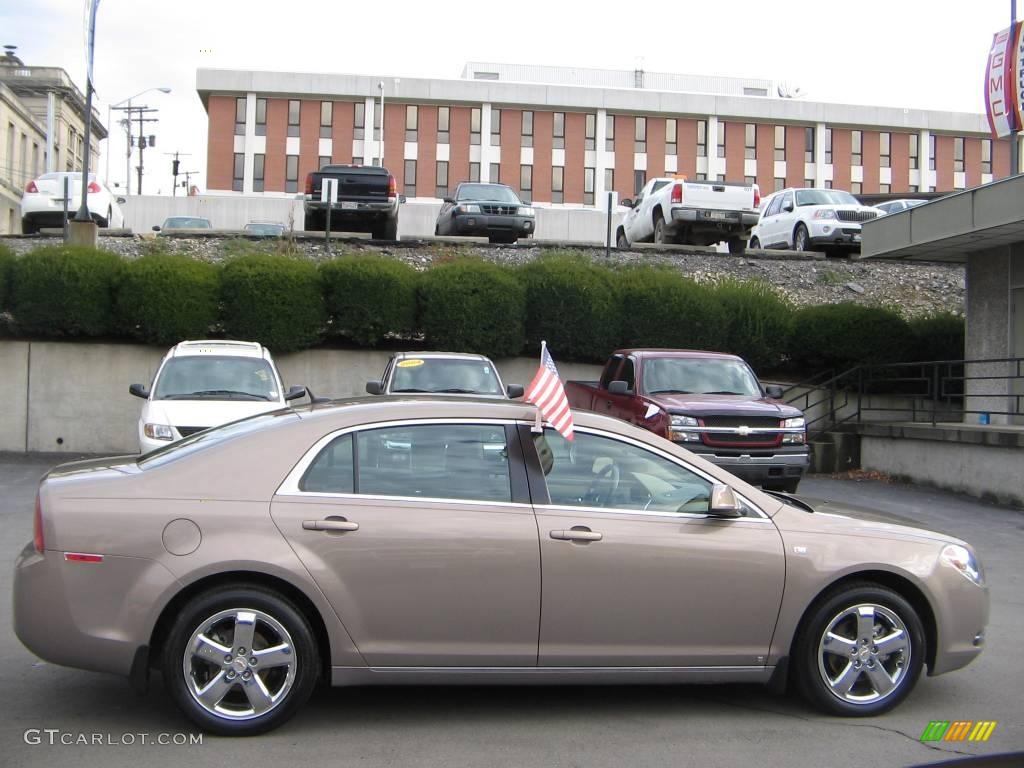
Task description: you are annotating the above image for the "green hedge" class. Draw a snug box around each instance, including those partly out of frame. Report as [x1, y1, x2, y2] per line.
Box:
[0, 243, 14, 312]
[789, 303, 914, 373]
[908, 312, 965, 362]
[116, 254, 220, 345]
[321, 255, 417, 346]
[616, 265, 726, 351]
[418, 259, 525, 357]
[707, 278, 794, 371]
[8, 246, 123, 337]
[220, 253, 325, 352]
[519, 253, 619, 362]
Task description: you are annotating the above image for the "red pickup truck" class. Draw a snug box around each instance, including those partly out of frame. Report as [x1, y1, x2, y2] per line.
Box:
[565, 349, 809, 491]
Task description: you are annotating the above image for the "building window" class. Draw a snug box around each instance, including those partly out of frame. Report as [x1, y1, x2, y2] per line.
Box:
[521, 111, 533, 148]
[774, 125, 785, 161]
[352, 156, 363, 165]
[717, 122, 726, 158]
[437, 107, 450, 144]
[255, 98, 267, 137]
[489, 162, 500, 183]
[520, 164, 532, 194]
[585, 114, 596, 150]
[851, 130, 862, 166]
[909, 133, 919, 169]
[928, 134, 936, 170]
[232, 153, 244, 192]
[405, 105, 418, 142]
[469, 162, 480, 182]
[353, 102, 365, 140]
[604, 168, 614, 193]
[804, 127, 815, 163]
[253, 154, 265, 192]
[982, 139, 992, 174]
[909, 184, 919, 192]
[404, 159, 416, 197]
[744, 124, 756, 160]
[697, 120, 707, 157]
[879, 183, 890, 193]
[804, 178, 813, 188]
[824, 127, 832, 164]
[490, 109, 501, 144]
[435, 160, 448, 198]
[744, 175, 756, 185]
[373, 102, 381, 141]
[552, 166, 564, 203]
[288, 100, 300, 137]
[880, 132, 890, 168]
[471, 107, 481, 145]
[695, 173, 706, 181]
[584, 167, 595, 205]
[553, 112, 565, 149]
[774, 177, 784, 191]
[665, 118, 677, 155]
[850, 181, 861, 194]
[234, 97, 246, 136]
[954, 137, 964, 172]
[318, 155, 330, 170]
[285, 154, 299, 193]
[634, 169, 646, 194]
[606, 114, 615, 151]
[320, 101, 333, 139]
[634, 117, 646, 152]
[824, 179, 833, 188]
[928, 185, 936, 192]
[716, 174, 726, 182]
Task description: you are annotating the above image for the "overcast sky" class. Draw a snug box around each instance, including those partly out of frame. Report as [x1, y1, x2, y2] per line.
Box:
[2, 0, 1014, 195]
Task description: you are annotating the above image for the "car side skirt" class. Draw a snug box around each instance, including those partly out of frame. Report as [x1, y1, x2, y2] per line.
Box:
[331, 665, 773, 686]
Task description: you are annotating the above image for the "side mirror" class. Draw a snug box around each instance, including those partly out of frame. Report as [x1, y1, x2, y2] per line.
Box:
[443, 197, 454, 204]
[607, 380, 632, 395]
[620, 198, 634, 209]
[116, 196, 127, 204]
[365, 381, 383, 395]
[707, 484, 743, 518]
[152, 225, 161, 232]
[506, 384, 525, 399]
[284, 385, 307, 402]
[782, 201, 794, 212]
[399, 194, 407, 204]
[129, 383, 149, 399]
[520, 198, 532, 206]
[765, 384, 784, 399]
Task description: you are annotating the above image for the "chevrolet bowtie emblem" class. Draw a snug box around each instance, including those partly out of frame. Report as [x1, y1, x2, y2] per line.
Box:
[737, 425, 752, 436]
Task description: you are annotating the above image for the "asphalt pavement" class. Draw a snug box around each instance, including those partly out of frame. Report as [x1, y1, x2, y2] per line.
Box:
[1, 454, 1021, 768]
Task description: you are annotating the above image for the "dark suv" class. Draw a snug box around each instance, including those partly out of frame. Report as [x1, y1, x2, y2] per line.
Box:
[434, 182, 535, 244]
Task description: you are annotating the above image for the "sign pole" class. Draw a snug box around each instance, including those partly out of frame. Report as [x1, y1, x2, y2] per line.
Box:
[1013, 0, 1020, 176]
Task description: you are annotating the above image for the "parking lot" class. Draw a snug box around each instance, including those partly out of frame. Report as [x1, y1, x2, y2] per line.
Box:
[1, 453, 1021, 767]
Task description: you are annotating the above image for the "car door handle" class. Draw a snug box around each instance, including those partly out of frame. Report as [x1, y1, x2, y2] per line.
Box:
[550, 528, 603, 542]
[302, 518, 359, 532]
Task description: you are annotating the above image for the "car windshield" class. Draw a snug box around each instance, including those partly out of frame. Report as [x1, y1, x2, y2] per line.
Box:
[138, 410, 296, 468]
[163, 217, 212, 228]
[390, 357, 503, 395]
[153, 356, 280, 401]
[244, 223, 285, 235]
[795, 189, 860, 206]
[642, 358, 762, 397]
[456, 184, 521, 203]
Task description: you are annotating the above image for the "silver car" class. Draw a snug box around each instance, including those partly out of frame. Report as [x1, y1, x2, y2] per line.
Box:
[13, 398, 988, 735]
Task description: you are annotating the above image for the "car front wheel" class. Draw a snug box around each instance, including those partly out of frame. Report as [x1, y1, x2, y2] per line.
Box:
[793, 223, 810, 252]
[793, 583, 924, 716]
[163, 585, 319, 736]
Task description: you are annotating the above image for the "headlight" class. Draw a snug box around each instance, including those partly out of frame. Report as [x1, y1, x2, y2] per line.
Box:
[783, 417, 805, 429]
[518, 206, 535, 216]
[668, 414, 700, 442]
[670, 415, 698, 427]
[143, 423, 175, 441]
[782, 416, 806, 444]
[940, 544, 985, 586]
[456, 204, 480, 214]
[813, 209, 837, 219]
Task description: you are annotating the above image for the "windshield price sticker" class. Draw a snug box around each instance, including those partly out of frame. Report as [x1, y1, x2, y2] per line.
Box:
[397, 359, 425, 368]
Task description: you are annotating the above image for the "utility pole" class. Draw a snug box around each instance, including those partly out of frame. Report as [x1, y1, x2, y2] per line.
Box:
[180, 170, 199, 195]
[112, 105, 157, 194]
[165, 151, 190, 196]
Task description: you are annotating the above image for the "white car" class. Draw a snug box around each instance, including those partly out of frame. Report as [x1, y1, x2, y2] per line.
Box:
[20, 171, 125, 234]
[874, 198, 928, 215]
[129, 339, 307, 453]
[749, 188, 880, 255]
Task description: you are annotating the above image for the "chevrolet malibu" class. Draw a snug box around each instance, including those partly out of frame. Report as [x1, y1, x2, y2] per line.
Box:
[13, 398, 988, 736]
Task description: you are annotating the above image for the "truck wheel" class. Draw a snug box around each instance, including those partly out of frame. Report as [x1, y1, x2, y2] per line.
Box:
[794, 223, 810, 252]
[616, 228, 629, 249]
[303, 212, 324, 232]
[653, 213, 667, 244]
[727, 236, 746, 255]
[21, 217, 38, 235]
[374, 218, 398, 241]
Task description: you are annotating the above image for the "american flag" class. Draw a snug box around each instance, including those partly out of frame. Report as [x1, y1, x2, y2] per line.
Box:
[525, 343, 574, 441]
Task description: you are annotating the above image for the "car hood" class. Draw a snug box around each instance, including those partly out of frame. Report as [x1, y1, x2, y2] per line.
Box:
[650, 393, 802, 418]
[142, 399, 283, 428]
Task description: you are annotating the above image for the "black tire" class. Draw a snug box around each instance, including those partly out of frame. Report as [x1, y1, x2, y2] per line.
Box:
[653, 213, 667, 244]
[749, 237, 761, 250]
[727, 236, 746, 254]
[616, 229, 629, 249]
[104, 207, 113, 229]
[163, 585, 320, 736]
[373, 218, 398, 241]
[793, 582, 924, 717]
[303, 212, 324, 232]
[21, 217, 38, 235]
[793, 223, 810, 252]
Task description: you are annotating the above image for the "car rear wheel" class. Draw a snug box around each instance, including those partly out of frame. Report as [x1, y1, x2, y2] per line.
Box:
[164, 585, 319, 736]
[793, 223, 810, 252]
[793, 583, 924, 716]
[653, 213, 667, 244]
[749, 236, 761, 250]
[303, 212, 324, 232]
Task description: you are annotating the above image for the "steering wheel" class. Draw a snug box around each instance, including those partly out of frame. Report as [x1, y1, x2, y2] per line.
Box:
[583, 463, 620, 507]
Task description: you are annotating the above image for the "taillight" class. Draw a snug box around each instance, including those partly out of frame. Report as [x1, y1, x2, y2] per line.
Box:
[33, 493, 44, 554]
[87, 181, 101, 193]
[387, 174, 397, 197]
[753, 184, 761, 209]
[304, 173, 314, 195]
[26, 180, 38, 193]
[671, 183, 682, 204]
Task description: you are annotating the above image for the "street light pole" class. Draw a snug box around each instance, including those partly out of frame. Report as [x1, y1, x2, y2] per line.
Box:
[1013, 0, 1020, 176]
[377, 81, 384, 167]
[73, 0, 100, 224]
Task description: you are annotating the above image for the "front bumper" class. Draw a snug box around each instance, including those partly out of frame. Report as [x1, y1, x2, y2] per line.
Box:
[451, 214, 534, 237]
[681, 446, 810, 484]
[807, 219, 863, 249]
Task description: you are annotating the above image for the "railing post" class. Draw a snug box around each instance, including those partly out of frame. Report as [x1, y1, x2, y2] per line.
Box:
[857, 367, 863, 424]
[932, 362, 939, 426]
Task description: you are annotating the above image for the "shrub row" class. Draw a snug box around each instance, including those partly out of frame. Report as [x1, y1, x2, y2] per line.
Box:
[0, 246, 965, 372]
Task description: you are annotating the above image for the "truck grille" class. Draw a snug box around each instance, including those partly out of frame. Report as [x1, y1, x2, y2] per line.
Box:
[699, 416, 782, 448]
[480, 204, 519, 215]
[836, 210, 878, 223]
[176, 426, 207, 437]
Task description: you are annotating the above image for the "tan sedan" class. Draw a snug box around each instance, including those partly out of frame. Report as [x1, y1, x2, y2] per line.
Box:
[13, 398, 988, 735]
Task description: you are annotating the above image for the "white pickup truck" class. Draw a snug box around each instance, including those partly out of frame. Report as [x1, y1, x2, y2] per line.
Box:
[616, 177, 761, 253]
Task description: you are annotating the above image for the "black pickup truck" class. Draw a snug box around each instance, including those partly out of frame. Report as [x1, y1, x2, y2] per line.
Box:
[303, 164, 401, 239]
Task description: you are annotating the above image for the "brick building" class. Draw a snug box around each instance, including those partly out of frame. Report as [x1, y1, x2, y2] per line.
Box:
[197, 62, 1009, 205]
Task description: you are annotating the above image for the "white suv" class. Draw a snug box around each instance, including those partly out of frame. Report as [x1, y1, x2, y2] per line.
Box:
[749, 188, 880, 254]
[129, 340, 306, 453]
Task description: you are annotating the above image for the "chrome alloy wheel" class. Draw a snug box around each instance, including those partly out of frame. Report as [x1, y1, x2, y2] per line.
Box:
[817, 603, 911, 705]
[183, 608, 297, 721]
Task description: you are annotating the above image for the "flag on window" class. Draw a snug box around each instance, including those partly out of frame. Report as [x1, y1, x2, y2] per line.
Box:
[525, 341, 574, 441]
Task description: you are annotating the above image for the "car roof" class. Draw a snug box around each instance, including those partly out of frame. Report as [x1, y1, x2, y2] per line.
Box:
[169, 339, 270, 360]
[617, 348, 743, 361]
[391, 351, 494, 362]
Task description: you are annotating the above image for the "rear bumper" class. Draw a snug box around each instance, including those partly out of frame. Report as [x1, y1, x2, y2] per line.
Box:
[451, 214, 535, 237]
[304, 200, 398, 217]
[23, 210, 106, 227]
[671, 208, 759, 227]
